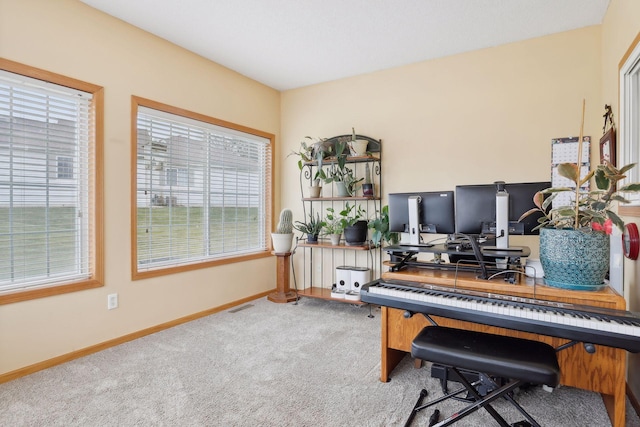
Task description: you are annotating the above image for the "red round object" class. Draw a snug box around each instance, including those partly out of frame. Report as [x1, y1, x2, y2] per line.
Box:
[622, 223, 639, 260]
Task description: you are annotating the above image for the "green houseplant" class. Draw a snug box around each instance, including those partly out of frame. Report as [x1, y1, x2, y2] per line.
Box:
[520, 161, 640, 232]
[368, 205, 399, 247]
[520, 150, 640, 290]
[320, 139, 363, 197]
[293, 212, 326, 244]
[516, 101, 640, 290]
[348, 127, 368, 156]
[338, 202, 368, 246]
[322, 207, 344, 245]
[289, 136, 331, 198]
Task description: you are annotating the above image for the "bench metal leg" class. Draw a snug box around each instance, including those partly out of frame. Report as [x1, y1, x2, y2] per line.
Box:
[406, 367, 536, 427]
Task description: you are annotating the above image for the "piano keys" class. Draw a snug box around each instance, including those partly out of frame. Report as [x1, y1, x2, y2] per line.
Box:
[361, 279, 640, 353]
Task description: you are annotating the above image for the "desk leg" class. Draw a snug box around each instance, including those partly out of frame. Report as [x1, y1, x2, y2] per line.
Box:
[381, 306, 407, 382]
[601, 347, 627, 427]
[382, 347, 406, 382]
[268, 252, 297, 303]
[602, 386, 626, 427]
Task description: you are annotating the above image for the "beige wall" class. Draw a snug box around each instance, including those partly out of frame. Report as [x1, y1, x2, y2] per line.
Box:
[0, 0, 281, 375]
[281, 26, 603, 257]
[601, 0, 640, 400]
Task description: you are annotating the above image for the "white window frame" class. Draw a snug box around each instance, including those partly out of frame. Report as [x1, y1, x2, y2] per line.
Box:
[132, 97, 273, 279]
[619, 33, 640, 208]
[165, 167, 189, 188]
[0, 59, 103, 303]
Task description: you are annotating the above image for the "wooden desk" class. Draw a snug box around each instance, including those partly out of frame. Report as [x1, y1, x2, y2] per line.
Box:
[379, 268, 627, 427]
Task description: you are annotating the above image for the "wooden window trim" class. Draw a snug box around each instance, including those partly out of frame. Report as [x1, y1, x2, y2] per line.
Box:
[0, 58, 104, 305]
[130, 96, 274, 280]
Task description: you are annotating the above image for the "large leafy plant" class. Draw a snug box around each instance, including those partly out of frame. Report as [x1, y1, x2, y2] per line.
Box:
[368, 205, 399, 247]
[337, 202, 366, 229]
[520, 161, 640, 232]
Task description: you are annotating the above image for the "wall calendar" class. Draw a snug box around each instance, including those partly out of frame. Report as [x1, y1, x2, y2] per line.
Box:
[551, 136, 590, 208]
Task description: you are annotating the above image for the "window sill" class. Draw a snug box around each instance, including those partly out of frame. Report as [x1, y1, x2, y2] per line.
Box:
[0, 279, 103, 305]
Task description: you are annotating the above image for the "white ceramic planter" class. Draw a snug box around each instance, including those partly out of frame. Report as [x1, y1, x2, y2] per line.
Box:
[271, 233, 293, 253]
[329, 233, 341, 245]
[350, 139, 368, 156]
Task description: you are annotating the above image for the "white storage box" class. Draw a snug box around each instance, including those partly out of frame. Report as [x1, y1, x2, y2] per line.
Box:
[350, 267, 370, 293]
[335, 266, 351, 292]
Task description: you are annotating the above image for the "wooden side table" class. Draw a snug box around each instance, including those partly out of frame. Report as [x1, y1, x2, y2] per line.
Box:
[268, 252, 297, 303]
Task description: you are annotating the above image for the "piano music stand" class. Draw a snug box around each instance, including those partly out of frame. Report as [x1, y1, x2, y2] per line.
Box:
[405, 326, 560, 427]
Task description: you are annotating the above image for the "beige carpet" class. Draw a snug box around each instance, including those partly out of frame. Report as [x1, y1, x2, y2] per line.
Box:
[1, 296, 639, 426]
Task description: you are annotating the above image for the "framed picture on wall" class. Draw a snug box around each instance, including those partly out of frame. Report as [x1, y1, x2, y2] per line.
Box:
[599, 127, 616, 165]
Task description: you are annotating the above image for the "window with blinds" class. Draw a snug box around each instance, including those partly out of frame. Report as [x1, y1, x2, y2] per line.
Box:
[620, 34, 640, 207]
[0, 61, 103, 301]
[133, 100, 273, 277]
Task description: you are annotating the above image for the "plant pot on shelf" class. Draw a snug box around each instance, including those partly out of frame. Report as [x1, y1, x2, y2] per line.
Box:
[335, 182, 350, 197]
[343, 220, 368, 246]
[329, 233, 341, 245]
[271, 233, 293, 253]
[349, 139, 368, 156]
[306, 233, 319, 244]
[362, 163, 374, 197]
[362, 183, 374, 197]
[309, 184, 322, 198]
[539, 228, 610, 291]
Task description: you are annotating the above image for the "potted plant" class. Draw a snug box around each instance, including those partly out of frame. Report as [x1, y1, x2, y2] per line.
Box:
[322, 207, 344, 245]
[348, 127, 368, 156]
[368, 205, 399, 247]
[320, 139, 363, 197]
[294, 212, 326, 244]
[520, 145, 640, 290]
[362, 162, 374, 197]
[271, 208, 294, 253]
[338, 202, 368, 246]
[289, 136, 330, 198]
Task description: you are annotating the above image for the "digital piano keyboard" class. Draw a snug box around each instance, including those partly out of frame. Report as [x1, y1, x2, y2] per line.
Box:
[361, 279, 640, 353]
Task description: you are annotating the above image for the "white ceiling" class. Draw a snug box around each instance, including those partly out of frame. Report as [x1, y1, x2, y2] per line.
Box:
[80, 0, 610, 91]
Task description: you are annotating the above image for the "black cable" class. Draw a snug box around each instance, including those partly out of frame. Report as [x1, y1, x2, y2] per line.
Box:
[289, 239, 301, 304]
[456, 233, 488, 279]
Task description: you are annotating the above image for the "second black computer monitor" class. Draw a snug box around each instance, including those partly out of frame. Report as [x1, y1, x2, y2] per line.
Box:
[455, 181, 551, 236]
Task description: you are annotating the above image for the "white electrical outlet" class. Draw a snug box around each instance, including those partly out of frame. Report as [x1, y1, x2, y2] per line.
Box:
[107, 293, 118, 310]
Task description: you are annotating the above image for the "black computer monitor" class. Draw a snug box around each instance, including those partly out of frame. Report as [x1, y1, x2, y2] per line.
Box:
[455, 181, 550, 235]
[388, 191, 456, 236]
[507, 182, 551, 235]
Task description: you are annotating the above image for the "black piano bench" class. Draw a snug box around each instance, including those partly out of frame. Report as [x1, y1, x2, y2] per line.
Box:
[405, 326, 560, 427]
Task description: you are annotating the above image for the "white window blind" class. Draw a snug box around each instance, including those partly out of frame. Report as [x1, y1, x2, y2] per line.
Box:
[0, 69, 94, 292]
[136, 106, 271, 272]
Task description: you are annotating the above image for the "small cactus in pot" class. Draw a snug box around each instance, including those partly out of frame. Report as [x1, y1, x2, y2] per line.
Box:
[271, 208, 294, 253]
[276, 208, 293, 234]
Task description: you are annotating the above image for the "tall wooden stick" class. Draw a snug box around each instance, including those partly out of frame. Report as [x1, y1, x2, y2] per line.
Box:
[575, 99, 586, 229]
